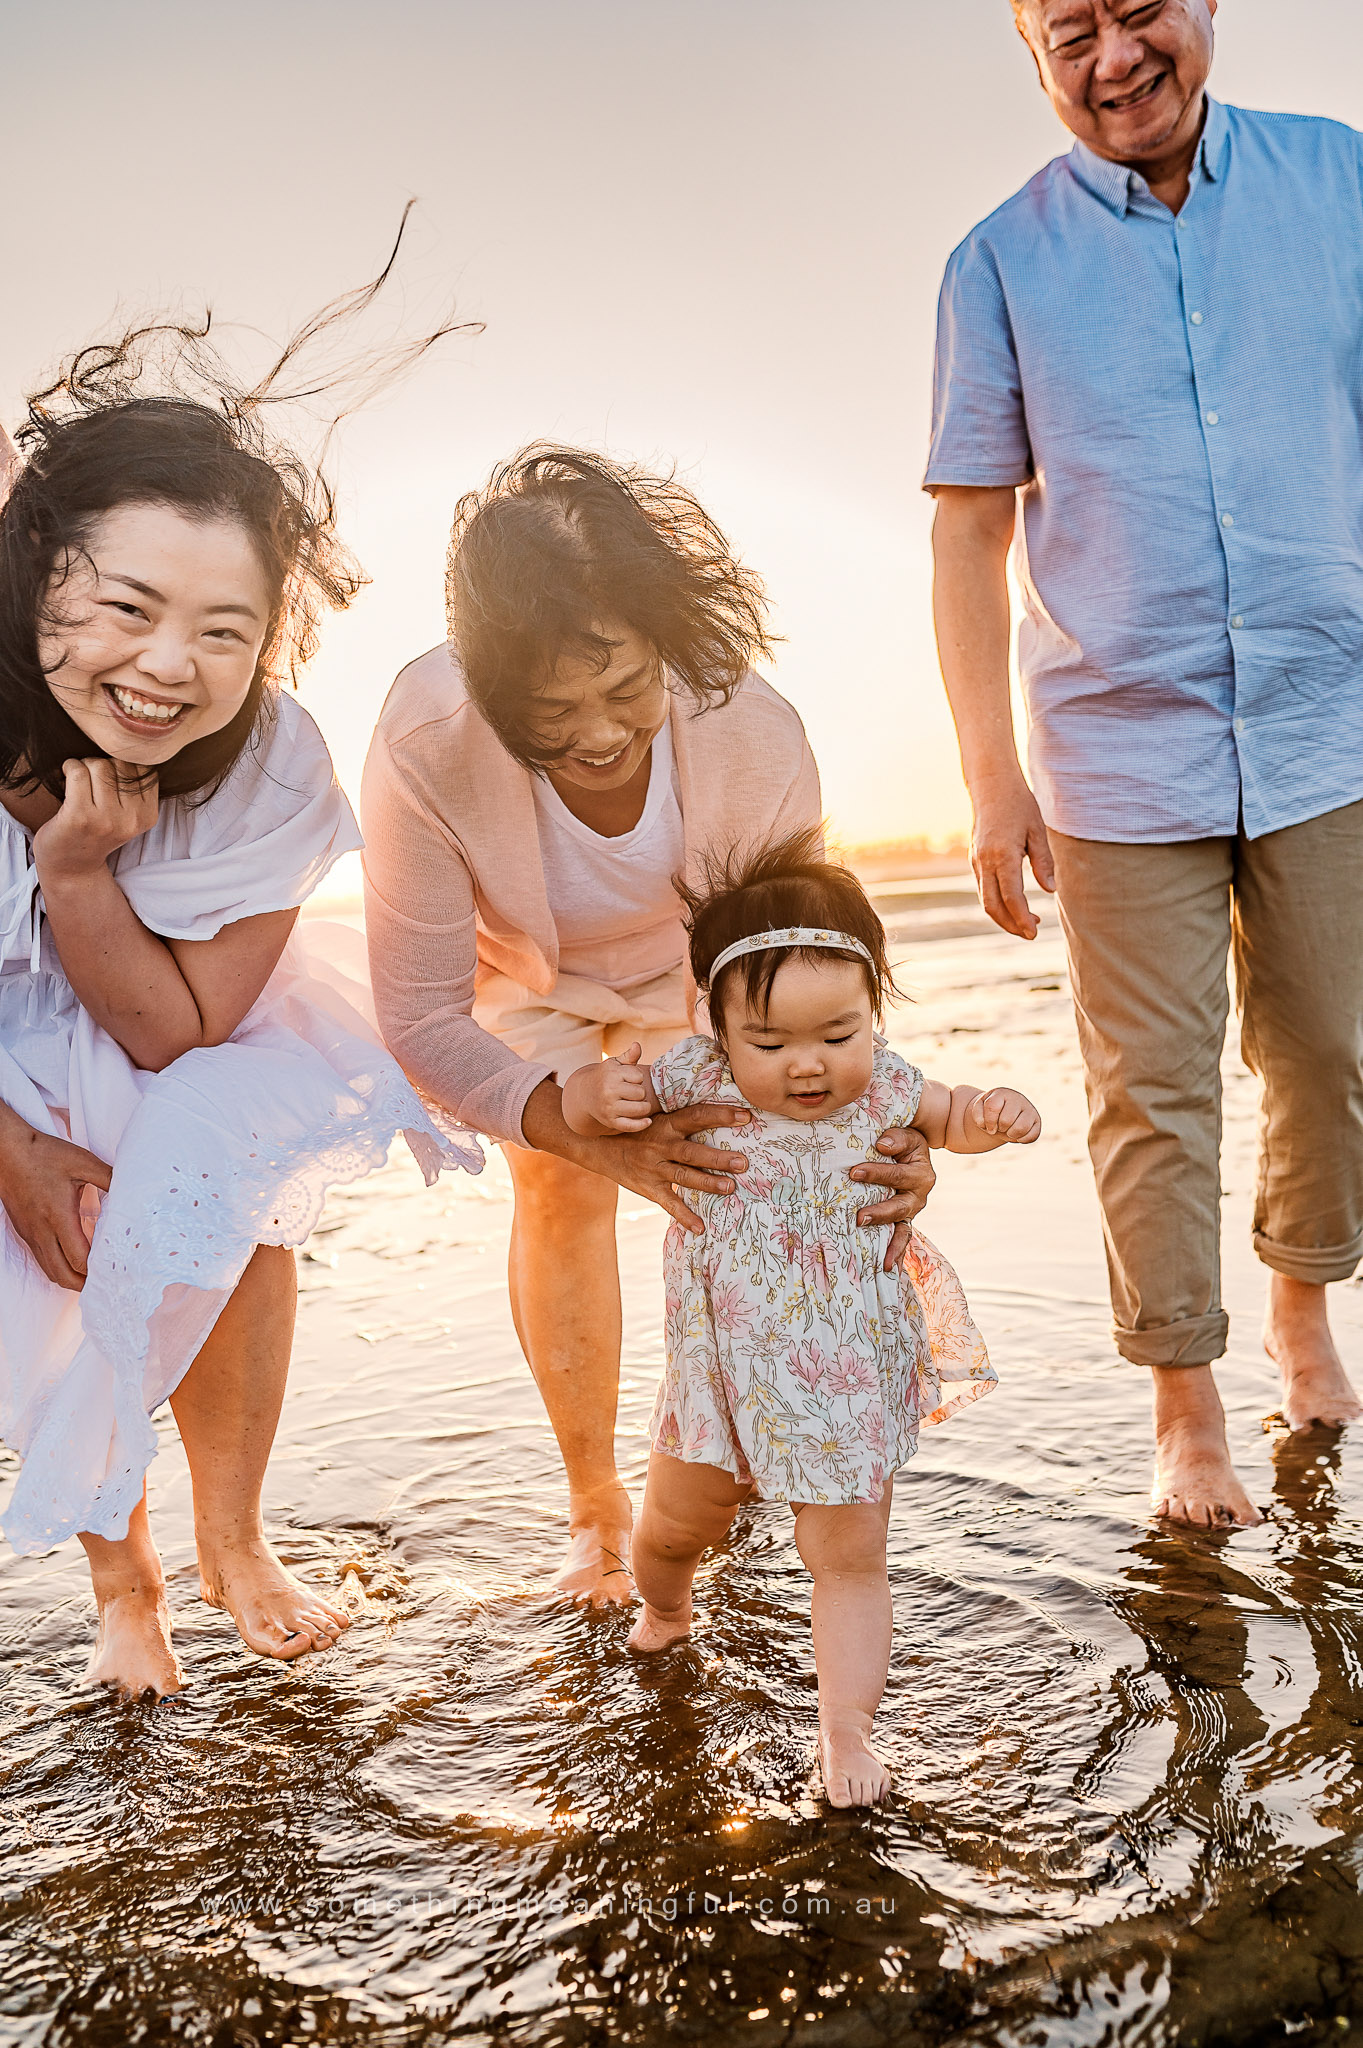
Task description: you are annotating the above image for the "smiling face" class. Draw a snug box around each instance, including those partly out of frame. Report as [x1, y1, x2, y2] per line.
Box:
[533, 621, 668, 797]
[1019, 0, 1216, 170]
[720, 954, 876, 1121]
[37, 502, 271, 768]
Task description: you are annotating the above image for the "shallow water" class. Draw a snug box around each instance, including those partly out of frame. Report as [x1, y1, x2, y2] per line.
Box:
[4, 885, 1363, 2045]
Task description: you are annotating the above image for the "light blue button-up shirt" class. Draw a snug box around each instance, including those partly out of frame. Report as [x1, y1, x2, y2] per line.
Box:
[925, 97, 1363, 842]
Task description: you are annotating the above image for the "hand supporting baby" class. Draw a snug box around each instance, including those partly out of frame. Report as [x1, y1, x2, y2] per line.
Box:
[562, 1043, 661, 1137]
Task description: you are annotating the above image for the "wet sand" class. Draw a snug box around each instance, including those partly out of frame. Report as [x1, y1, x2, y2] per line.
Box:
[3, 881, 1363, 2044]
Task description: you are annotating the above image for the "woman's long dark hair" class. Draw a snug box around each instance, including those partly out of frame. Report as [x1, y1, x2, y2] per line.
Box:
[0, 211, 473, 801]
[445, 444, 776, 770]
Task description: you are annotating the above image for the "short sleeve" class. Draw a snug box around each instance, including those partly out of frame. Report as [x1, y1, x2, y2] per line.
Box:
[922, 232, 1033, 493]
[651, 1035, 730, 1113]
[867, 1043, 925, 1129]
[115, 694, 363, 941]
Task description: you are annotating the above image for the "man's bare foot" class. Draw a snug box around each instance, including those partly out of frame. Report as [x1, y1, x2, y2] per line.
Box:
[1151, 1365, 1263, 1528]
[819, 1716, 891, 1808]
[627, 1598, 692, 1654]
[85, 1584, 185, 1701]
[1264, 1274, 1363, 1431]
[553, 1523, 635, 1606]
[198, 1532, 351, 1661]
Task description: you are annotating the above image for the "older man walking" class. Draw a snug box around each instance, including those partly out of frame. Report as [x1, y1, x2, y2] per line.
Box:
[928, 0, 1363, 1526]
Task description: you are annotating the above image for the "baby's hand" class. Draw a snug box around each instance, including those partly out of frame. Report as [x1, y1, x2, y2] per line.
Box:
[561, 1042, 656, 1136]
[968, 1087, 1042, 1145]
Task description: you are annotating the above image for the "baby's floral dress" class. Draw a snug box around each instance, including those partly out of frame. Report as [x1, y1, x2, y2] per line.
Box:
[649, 1035, 994, 1505]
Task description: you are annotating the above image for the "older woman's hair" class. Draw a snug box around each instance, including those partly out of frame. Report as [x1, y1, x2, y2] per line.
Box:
[679, 826, 901, 1043]
[445, 445, 776, 769]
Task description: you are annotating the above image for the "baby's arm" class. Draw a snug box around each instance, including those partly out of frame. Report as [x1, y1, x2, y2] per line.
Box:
[561, 1042, 663, 1136]
[912, 1077, 1042, 1154]
[34, 758, 296, 1073]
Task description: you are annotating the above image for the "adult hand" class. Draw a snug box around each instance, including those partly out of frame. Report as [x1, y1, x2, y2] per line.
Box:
[851, 1125, 937, 1273]
[970, 771, 1055, 940]
[580, 1102, 752, 1233]
[0, 1113, 112, 1290]
[33, 758, 160, 883]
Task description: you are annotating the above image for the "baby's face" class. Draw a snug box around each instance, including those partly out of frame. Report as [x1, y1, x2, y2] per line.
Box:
[721, 956, 876, 1120]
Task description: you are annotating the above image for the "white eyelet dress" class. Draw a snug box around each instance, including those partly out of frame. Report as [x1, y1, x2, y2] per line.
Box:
[0, 693, 481, 1556]
[649, 1036, 995, 1506]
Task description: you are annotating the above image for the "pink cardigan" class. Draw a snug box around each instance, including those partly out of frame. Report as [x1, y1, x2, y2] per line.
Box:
[361, 643, 822, 1143]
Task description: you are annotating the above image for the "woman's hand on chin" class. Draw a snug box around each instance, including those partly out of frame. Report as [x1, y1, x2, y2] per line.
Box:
[0, 1106, 111, 1291]
[32, 758, 160, 884]
[851, 1125, 937, 1273]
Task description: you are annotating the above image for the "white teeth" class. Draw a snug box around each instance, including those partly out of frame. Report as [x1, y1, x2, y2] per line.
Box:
[577, 749, 625, 767]
[109, 686, 184, 725]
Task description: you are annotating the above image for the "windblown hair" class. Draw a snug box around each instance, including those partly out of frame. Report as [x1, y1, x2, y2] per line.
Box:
[0, 209, 472, 801]
[679, 827, 901, 1043]
[445, 445, 776, 770]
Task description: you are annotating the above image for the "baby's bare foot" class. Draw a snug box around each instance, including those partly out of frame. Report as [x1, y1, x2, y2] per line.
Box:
[1265, 1282, 1363, 1431]
[85, 1584, 184, 1701]
[627, 1599, 693, 1654]
[554, 1523, 635, 1608]
[198, 1533, 350, 1661]
[1151, 1366, 1263, 1529]
[819, 1717, 890, 1808]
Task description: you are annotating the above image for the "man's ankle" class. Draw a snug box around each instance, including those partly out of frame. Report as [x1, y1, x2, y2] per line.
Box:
[1151, 1363, 1226, 1434]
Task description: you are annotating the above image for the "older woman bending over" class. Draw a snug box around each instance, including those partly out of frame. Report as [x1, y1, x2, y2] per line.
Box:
[362, 448, 932, 1601]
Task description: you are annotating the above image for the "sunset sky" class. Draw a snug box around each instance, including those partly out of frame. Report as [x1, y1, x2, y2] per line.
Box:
[3, 1, 1360, 848]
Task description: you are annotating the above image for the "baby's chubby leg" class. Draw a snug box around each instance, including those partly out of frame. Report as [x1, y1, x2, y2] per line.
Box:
[792, 1487, 895, 1809]
[628, 1452, 754, 1654]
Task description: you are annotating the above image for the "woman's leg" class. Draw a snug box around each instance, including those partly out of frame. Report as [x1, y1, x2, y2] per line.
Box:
[169, 1244, 350, 1660]
[628, 1450, 752, 1653]
[505, 1145, 635, 1604]
[793, 1486, 895, 1808]
[79, 1486, 184, 1700]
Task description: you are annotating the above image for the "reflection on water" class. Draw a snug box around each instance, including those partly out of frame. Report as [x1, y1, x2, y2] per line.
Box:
[4, 905, 1363, 2043]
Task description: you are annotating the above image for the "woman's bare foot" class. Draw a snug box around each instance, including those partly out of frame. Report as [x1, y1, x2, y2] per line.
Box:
[554, 1523, 635, 1606]
[554, 1484, 635, 1606]
[85, 1584, 185, 1701]
[1151, 1365, 1263, 1528]
[819, 1715, 891, 1808]
[197, 1532, 350, 1661]
[1264, 1275, 1363, 1431]
[627, 1598, 693, 1654]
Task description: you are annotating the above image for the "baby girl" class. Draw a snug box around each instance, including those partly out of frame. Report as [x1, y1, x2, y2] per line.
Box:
[563, 829, 1040, 1807]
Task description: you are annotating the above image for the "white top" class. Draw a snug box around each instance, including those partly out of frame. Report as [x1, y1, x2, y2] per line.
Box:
[0, 692, 363, 977]
[0, 687, 479, 1560]
[531, 719, 685, 993]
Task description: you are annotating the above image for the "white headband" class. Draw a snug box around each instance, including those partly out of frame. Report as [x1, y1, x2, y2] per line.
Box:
[708, 926, 875, 983]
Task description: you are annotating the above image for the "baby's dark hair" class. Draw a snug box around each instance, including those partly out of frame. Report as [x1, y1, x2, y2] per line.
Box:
[679, 827, 900, 1042]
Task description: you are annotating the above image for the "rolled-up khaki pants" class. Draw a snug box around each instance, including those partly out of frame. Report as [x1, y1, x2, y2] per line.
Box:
[1050, 799, 1363, 1367]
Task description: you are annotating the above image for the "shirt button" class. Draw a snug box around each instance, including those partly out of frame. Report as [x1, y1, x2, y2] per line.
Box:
[1234, 718, 1246, 734]
[1206, 411, 1220, 425]
[1190, 310, 1205, 324]
[1222, 513, 1235, 528]
[1231, 615, 1244, 629]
